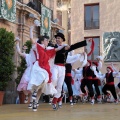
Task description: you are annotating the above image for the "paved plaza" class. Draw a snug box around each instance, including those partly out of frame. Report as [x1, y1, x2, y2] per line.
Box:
[0, 103, 120, 120]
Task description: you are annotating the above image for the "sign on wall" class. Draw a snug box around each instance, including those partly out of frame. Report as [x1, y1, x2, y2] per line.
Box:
[103, 32, 120, 62]
[41, 4, 51, 37]
[0, 0, 16, 22]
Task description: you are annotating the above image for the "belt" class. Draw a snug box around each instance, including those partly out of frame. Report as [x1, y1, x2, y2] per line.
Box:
[92, 77, 99, 80]
[66, 73, 72, 76]
[84, 76, 92, 79]
[55, 63, 65, 66]
[107, 82, 114, 85]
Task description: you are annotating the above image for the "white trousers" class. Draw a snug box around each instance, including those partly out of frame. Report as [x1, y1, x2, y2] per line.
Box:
[51, 65, 65, 98]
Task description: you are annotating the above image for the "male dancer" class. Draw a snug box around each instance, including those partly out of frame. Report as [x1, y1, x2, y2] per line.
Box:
[92, 62, 101, 102]
[91, 66, 119, 103]
[51, 32, 88, 109]
[79, 60, 95, 104]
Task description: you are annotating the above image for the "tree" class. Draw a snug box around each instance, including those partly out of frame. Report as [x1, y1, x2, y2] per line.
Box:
[0, 28, 15, 91]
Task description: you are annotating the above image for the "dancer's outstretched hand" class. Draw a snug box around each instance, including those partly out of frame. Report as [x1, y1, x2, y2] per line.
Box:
[15, 36, 20, 42]
[65, 45, 70, 50]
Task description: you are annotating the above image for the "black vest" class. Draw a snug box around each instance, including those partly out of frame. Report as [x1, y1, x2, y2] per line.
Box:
[54, 45, 67, 64]
[65, 63, 72, 74]
[54, 40, 87, 64]
[83, 66, 93, 77]
[105, 72, 114, 83]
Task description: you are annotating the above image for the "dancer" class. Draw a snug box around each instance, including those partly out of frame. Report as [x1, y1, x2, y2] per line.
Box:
[91, 61, 101, 102]
[15, 37, 36, 103]
[51, 32, 89, 110]
[91, 65, 119, 103]
[58, 51, 87, 107]
[111, 63, 120, 101]
[75, 60, 95, 104]
[27, 23, 67, 111]
[72, 68, 83, 103]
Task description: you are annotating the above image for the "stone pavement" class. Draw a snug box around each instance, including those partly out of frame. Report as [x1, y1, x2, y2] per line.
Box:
[0, 103, 120, 120]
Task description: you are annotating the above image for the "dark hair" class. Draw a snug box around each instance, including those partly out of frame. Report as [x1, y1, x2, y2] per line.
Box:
[37, 35, 49, 44]
[48, 40, 55, 47]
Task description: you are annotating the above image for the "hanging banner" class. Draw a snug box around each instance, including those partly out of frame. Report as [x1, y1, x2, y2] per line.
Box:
[0, 0, 16, 22]
[41, 4, 51, 37]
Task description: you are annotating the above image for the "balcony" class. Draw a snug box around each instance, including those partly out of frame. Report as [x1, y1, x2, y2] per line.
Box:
[27, 1, 53, 21]
[27, 1, 41, 14]
[84, 19, 99, 30]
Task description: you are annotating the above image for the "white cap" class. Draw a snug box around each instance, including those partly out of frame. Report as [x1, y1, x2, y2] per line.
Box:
[96, 56, 103, 61]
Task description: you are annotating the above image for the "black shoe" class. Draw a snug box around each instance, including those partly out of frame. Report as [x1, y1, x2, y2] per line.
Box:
[28, 102, 33, 109]
[52, 104, 58, 110]
[32, 102, 37, 112]
[37, 102, 39, 107]
[58, 104, 62, 108]
[70, 102, 73, 106]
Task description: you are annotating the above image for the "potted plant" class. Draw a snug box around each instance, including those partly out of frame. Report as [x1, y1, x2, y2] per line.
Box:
[0, 28, 15, 105]
[15, 40, 32, 104]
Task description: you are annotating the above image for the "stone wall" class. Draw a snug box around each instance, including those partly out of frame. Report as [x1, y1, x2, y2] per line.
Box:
[71, 0, 120, 72]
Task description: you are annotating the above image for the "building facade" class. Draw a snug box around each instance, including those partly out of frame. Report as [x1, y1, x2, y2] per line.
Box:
[71, 0, 120, 72]
[0, 0, 70, 104]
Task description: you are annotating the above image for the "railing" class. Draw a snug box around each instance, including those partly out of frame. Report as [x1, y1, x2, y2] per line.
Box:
[27, 1, 41, 14]
[27, 1, 53, 21]
[84, 19, 99, 30]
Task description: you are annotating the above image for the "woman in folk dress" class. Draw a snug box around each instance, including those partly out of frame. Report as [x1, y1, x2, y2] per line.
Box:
[16, 37, 36, 103]
[27, 22, 69, 111]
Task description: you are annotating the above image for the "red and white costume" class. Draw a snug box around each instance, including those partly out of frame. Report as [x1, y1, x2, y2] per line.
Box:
[27, 43, 57, 95]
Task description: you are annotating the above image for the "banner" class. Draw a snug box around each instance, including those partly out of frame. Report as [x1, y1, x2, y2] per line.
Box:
[0, 0, 16, 22]
[41, 4, 51, 37]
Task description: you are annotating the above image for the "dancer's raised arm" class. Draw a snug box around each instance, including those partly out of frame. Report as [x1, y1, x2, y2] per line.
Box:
[30, 26, 36, 44]
[55, 44, 70, 51]
[15, 37, 26, 58]
[30, 19, 40, 44]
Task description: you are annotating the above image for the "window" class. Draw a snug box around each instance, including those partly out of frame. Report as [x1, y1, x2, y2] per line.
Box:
[84, 4, 99, 30]
[27, 0, 43, 14]
[85, 37, 100, 60]
[33, 0, 42, 13]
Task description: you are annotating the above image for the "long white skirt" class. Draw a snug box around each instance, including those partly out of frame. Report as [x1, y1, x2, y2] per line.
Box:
[27, 61, 49, 91]
[42, 83, 57, 95]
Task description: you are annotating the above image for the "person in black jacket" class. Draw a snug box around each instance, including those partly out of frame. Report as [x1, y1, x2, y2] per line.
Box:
[102, 67, 118, 103]
[80, 60, 95, 104]
[51, 32, 87, 110]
